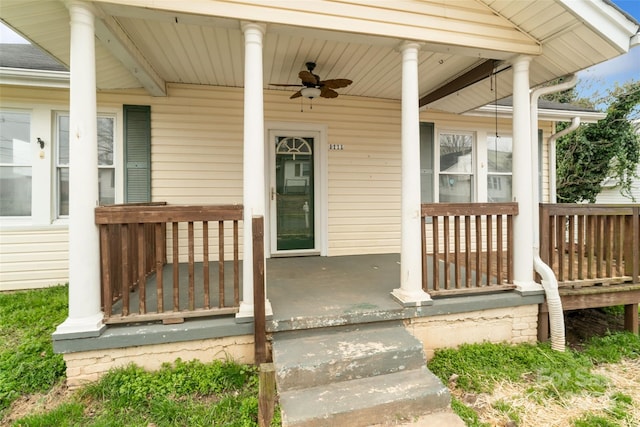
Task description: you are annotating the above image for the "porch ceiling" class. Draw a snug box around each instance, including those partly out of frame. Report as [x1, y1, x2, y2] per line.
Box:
[0, 0, 636, 113]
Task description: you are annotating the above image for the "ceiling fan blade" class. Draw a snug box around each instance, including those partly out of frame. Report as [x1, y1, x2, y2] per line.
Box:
[320, 87, 339, 98]
[269, 83, 303, 87]
[290, 90, 303, 99]
[299, 70, 317, 85]
[321, 78, 352, 89]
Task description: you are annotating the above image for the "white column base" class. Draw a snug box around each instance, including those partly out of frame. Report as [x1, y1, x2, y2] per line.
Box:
[514, 280, 544, 295]
[391, 288, 433, 307]
[52, 313, 106, 340]
[235, 299, 273, 323]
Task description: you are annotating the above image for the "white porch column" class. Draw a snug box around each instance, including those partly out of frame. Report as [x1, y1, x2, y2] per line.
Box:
[511, 55, 537, 291]
[237, 22, 272, 320]
[391, 42, 432, 306]
[54, 1, 105, 338]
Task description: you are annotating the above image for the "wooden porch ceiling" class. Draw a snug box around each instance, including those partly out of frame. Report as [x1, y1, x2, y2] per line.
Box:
[0, 0, 636, 113]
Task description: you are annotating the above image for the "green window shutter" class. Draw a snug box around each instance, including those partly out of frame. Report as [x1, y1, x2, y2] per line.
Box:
[124, 105, 151, 203]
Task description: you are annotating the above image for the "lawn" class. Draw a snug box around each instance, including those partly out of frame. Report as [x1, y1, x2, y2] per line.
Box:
[0, 286, 279, 427]
[0, 286, 67, 416]
[1, 286, 638, 426]
[430, 333, 640, 426]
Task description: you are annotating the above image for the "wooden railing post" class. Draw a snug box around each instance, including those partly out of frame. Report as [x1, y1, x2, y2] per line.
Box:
[627, 206, 640, 284]
[253, 216, 267, 365]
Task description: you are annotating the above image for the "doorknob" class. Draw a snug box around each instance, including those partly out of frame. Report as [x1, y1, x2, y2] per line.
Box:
[271, 187, 276, 200]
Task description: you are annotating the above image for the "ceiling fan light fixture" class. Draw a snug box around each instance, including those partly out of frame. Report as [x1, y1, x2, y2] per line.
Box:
[301, 87, 321, 99]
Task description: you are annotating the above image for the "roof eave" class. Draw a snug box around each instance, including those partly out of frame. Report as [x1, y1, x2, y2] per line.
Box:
[558, 0, 639, 54]
[0, 67, 70, 88]
[467, 105, 605, 123]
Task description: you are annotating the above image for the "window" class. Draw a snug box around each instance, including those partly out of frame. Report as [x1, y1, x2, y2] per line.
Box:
[487, 134, 512, 202]
[439, 132, 474, 202]
[97, 117, 115, 205]
[420, 122, 434, 203]
[421, 125, 516, 204]
[56, 113, 116, 216]
[0, 111, 31, 216]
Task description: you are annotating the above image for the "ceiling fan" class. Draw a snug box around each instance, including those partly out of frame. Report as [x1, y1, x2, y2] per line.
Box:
[270, 62, 352, 99]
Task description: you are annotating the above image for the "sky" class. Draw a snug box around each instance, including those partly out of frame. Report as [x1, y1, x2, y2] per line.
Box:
[575, 0, 640, 100]
[0, 1, 639, 99]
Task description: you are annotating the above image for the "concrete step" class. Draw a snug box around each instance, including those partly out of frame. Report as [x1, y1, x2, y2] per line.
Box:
[279, 366, 451, 427]
[368, 410, 466, 427]
[272, 322, 426, 391]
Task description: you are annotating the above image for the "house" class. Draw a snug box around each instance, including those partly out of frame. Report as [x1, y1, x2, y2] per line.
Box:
[1, 1, 639, 424]
[596, 120, 640, 203]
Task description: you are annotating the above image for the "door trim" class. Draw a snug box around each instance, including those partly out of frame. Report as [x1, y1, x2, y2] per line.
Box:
[265, 122, 328, 258]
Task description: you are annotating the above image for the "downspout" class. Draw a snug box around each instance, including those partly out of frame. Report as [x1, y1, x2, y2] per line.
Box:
[549, 117, 581, 203]
[529, 74, 578, 351]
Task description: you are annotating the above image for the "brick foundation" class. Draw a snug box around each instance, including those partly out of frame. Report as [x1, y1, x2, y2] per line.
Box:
[405, 305, 539, 360]
[63, 334, 254, 389]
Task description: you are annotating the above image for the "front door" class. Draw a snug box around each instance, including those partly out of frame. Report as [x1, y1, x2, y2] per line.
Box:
[269, 132, 318, 254]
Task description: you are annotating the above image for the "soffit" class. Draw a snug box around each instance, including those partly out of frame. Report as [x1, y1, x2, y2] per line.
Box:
[0, 0, 635, 114]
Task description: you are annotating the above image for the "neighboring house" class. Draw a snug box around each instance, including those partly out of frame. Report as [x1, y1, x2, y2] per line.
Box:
[1, 1, 638, 422]
[596, 120, 640, 203]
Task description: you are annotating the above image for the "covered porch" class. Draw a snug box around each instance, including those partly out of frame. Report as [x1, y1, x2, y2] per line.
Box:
[92, 201, 639, 334]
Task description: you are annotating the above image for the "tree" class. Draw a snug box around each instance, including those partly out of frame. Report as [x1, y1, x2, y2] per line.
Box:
[553, 80, 640, 203]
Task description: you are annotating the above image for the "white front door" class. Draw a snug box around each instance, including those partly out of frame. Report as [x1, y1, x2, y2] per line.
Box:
[268, 129, 322, 256]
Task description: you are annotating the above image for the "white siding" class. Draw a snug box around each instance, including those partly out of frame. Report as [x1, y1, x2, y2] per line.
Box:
[0, 226, 69, 290]
[596, 164, 640, 204]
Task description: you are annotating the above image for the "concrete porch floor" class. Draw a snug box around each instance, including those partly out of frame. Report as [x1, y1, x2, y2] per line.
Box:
[266, 253, 411, 331]
[107, 252, 522, 332]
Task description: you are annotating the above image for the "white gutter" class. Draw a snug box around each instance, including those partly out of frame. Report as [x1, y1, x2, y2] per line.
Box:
[529, 74, 579, 352]
[549, 117, 581, 203]
[0, 67, 69, 88]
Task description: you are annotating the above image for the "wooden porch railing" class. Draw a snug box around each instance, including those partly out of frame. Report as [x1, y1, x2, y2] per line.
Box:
[95, 203, 243, 324]
[421, 203, 518, 296]
[539, 204, 640, 287]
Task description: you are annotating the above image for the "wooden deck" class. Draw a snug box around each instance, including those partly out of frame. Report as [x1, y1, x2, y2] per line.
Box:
[538, 204, 640, 339]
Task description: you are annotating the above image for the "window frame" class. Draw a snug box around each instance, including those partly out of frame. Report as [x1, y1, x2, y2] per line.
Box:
[435, 129, 476, 203]
[486, 133, 513, 203]
[0, 109, 33, 218]
[55, 111, 118, 218]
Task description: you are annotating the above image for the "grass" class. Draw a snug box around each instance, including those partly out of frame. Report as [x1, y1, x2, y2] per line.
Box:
[2, 286, 638, 426]
[430, 332, 640, 427]
[1, 286, 280, 427]
[0, 286, 68, 416]
[15, 359, 280, 427]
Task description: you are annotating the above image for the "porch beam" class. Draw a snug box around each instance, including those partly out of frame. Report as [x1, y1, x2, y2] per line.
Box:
[419, 59, 497, 107]
[94, 11, 166, 96]
[54, 0, 105, 339]
[392, 41, 432, 307]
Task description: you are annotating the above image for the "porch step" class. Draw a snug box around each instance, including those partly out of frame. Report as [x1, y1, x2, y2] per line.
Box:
[273, 322, 426, 390]
[271, 321, 454, 427]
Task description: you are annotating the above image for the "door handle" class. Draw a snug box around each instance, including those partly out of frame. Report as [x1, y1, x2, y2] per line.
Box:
[271, 187, 276, 200]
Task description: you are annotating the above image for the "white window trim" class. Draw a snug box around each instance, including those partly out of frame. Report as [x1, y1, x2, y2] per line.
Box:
[53, 109, 122, 222]
[0, 100, 123, 228]
[435, 129, 477, 203]
[0, 108, 33, 222]
[430, 126, 517, 203]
